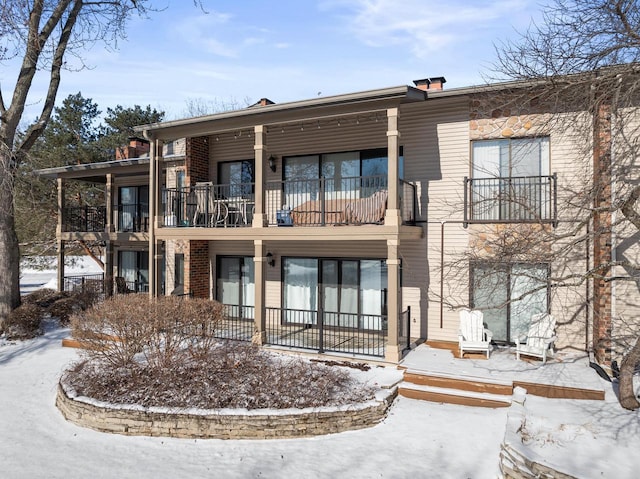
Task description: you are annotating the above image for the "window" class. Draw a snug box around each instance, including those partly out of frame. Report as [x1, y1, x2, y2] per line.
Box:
[118, 185, 149, 232]
[174, 254, 184, 291]
[216, 256, 255, 319]
[470, 137, 551, 221]
[283, 258, 387, 330]
[282, 148, 403, 222]
[470, 262, 549, 343]
[218, 160, 254, 197]
[118, 251, 149, 293]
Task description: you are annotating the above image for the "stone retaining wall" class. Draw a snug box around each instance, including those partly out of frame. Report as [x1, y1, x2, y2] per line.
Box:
[499, 395, 577, 479]
[56, 381, 396, 439]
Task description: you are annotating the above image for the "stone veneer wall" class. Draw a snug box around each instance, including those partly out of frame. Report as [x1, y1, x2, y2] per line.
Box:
[499, 393, 578, 479]
[56, 382, 396, 439]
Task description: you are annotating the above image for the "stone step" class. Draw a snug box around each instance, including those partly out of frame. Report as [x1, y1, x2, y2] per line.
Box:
[398, 382, 512, 408]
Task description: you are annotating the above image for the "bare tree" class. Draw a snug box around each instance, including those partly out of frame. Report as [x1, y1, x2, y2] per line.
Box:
[486, 0, 640, 409]
[0, 1, 180, 329]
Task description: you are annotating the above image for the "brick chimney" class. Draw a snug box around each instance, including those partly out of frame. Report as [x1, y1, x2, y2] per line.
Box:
[250, 98, 275, 108]
[115, 137, 150, 160]
[413, 77, 447, 91]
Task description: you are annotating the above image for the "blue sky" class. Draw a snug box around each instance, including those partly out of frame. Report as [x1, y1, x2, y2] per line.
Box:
[3, 0, 547, 122]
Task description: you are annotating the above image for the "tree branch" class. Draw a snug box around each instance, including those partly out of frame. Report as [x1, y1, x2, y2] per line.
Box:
[19, 1, 83, 154]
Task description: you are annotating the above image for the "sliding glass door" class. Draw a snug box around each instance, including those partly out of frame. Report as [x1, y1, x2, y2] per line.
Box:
[471, 262, 549, 343]
[217, 256, 255, 319]
[283, 258, 387, 330]
[118, 251, 149, 292]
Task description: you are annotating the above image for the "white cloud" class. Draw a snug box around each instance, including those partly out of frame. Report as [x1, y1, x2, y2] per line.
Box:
[173, 10, 239, 57]
[321, 0, 534, 58]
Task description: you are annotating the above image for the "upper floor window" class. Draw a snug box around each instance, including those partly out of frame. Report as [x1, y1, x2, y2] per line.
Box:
[472, 137, 549, 179]
[467, 137, 555, 223]
[218, 160, 254, 198]
[118, 185, 149, 232]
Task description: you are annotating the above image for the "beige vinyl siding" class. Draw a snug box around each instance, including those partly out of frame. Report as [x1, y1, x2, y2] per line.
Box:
[611, 107, 640, 359]
[400, 98, 471, 342]
[547, 113, 592, 352]
[208, 118, 389, 182]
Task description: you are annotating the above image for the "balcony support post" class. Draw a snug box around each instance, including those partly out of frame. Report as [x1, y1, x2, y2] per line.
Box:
[57, 178, 65, 236]
[385, 108, 402, 226]
[104, 241, 114, 297]
[57, 239, 65, 293]
[253, 240, 267, 344]
[253, 125, 267, 227]
[148, 137, 163, 298]
[385, 239, 401, 362]
[105, 174, 115, 233]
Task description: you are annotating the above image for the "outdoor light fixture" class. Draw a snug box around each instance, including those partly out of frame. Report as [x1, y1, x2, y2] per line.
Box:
[266, 252, 275, 267]
[268, 155, 277, 172]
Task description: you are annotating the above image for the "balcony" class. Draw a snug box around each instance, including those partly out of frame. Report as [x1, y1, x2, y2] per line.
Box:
[266, 176, 416, 227]
[62, 206, 106, 232]
[160, 177, 416, 229]
[162, 183, 255, 228]
[464, 174, 557, 226]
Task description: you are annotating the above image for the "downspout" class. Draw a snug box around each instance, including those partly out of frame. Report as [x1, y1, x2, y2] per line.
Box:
[440, 220, 445, 329]
[586, 221, 591, 353]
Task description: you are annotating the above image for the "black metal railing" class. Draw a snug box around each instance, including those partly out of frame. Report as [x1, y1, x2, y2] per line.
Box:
[464, 174, 557, 226]
[117, 203, 149, 232]
[215, 304, 255, 341]
[114, 277, 149, 294]
[265, 307, 387, 357]
[62, 206, 106, 232]
[63, 273, 106, 299]
[399, 306, 412, 352]
[400, 180, 417, 225]
[161, 183, 255, 228]
[266, 175, 397, 227]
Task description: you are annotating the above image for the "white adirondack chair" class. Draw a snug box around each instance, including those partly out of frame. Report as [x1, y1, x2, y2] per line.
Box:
[515, 313, 557, 364]
[458, 309, 493, 358]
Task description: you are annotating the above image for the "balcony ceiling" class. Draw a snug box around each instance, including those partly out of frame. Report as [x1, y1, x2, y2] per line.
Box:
[136, 85, 427, 141]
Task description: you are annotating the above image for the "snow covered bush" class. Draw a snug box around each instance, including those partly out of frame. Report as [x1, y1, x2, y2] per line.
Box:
[2, 303, 43, 339]
[21, 288, 68, 308]
[66, 295, 375, 410]
[64, 341, 376, 409]
[47, 296, 81, 325]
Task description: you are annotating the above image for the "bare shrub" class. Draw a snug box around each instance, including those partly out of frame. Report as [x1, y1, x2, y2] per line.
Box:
[3, 303, 44, 339]
[47, 297, 81, 325]
[70, 295, 153, 367]
[22, 289, 68, 308]
[69, 280, 104, 310]
[71, 295, 224, 369]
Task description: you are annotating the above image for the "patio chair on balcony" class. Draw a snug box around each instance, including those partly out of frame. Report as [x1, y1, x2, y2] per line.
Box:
[458, 308, 493, 358]
[515, 313, 557, 364]
[193, 182, 228, 226]
[115, 276, 131, 294]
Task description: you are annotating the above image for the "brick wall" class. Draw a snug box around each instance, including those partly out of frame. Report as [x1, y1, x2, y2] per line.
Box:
[592, 101, 613, 365]
[185, 240, 209, 298]
[186, 136, 210, 185]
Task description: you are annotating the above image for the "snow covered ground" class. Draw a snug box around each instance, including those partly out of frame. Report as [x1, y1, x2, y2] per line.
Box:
[1, 323, 508, 478]
[4, 256, 638, 478]
[1, 323, 638, 478]
[20, 256, 103, 294]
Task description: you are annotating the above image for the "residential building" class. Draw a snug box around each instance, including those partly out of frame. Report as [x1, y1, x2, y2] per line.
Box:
[38, 75, 639, 367]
